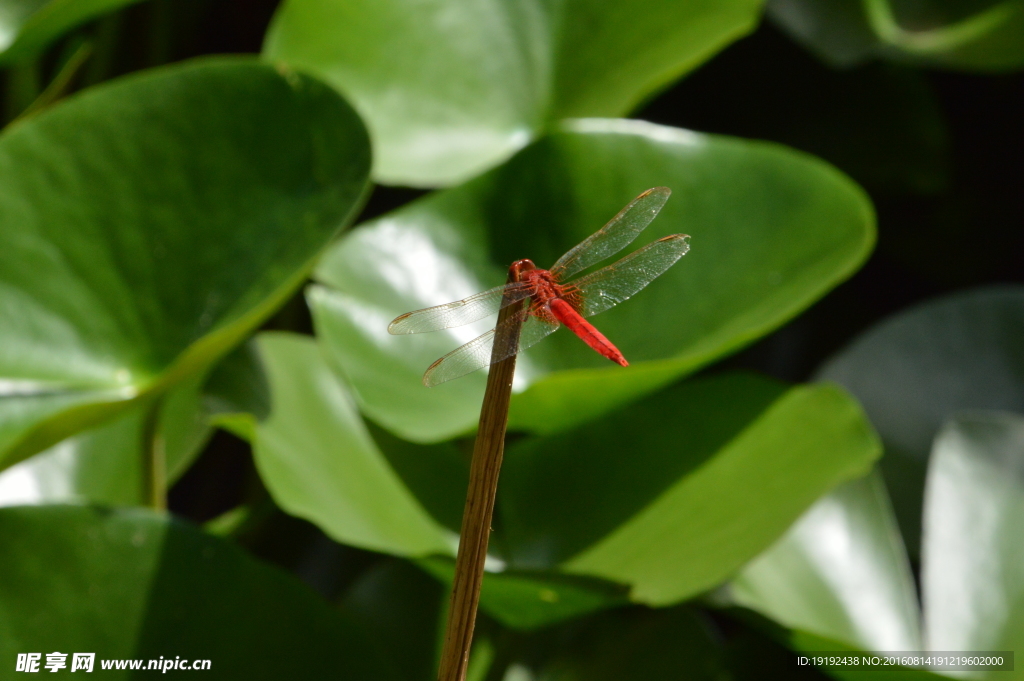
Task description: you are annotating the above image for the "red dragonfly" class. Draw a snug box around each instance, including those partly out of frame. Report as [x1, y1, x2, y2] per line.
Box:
[389, 187, 689, 386]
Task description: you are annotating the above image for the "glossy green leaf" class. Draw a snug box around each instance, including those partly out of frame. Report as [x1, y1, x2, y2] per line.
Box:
[499, 374, 880, 605]
[419, 557, 628, 631]
[312, 119, 874, 444]
[728, 471, 921, 652]
[264, 0, 762, 186]
[769, 0, 1024, 71]
[0, 57, 371, 468]
[0, 0, 145, 64]
[922, 412, 1024, 662]
[503, 373, 785, 566]
[0, 374, 209, 506]
[0, 342, 270, 508]
[249, 332, 454, 557]
[815, 286, 1024, 555]
[0, 505, 397, 679]
[729, 414, 1024, 678]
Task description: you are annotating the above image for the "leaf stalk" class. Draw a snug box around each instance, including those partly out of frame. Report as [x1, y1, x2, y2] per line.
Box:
[437, 264, 527, 681]
[141, 396, 168, 511]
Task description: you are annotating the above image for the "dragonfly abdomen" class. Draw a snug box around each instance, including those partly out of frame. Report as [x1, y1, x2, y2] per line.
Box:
[547, 298, 628, 367]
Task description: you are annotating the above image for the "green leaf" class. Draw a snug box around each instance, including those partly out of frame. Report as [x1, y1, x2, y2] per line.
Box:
[727, 471, 921, 652]
[263, 0, 763, 186]
[770, 0, 1024, 71]
[368, 421, 469, 534]
[312, 119, 874, 443]
[503, 373, 784, 566]
[786, 630, 944, 680]
[0, 0, 145, 64]
[0, 505, 398, 679]
[533, 606, 725, 681]
[0, 342, 271, 508]
[203, 340, 271, 423]
[815, 286, 1024, 556]
[419, 556, 628, 631]
[249, 332, 454, 558]
[922, 412, 1024, 660]
[0, 57, 371, 468]
[500, 374, 881, 605]
[341, 559, 446, 681]
[727, 413, 1024, 678]
[0, 373, 209, 506]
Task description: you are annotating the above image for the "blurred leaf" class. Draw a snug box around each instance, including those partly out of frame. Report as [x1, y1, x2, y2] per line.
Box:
[263, 0, 763, 186]
[250, 332, 454, 558]
[202, 504, 249, 537]
[815, 286, 1024, 555]
[730, 413, 1024, 679]
[341, 559, 445, 681]
[728, 471, 921, 652]
[16, 35, 93, 120]
[721, 622, 851, 681]
[419, 557, 628, 631]
[501, 374, 881, 605]
[718, 612, 921, 679]
[0, 505, 397, 679]
[0, 342, 268, 508]
[0, 58, 371, 468]
[787, 630, 943, 680]
[534, 606, 724, 681]
[203, 340, 271, 423]
[792, 65, 948, 195]
[769, 0, 1024, 71]
[665, 36, 949, 195]
[720, 412, 1024, 679]
[312, 119, 875, 444]
[466, 638, 497, 681]
[0, 373, 209, 507]
[922, 412, 1024, 662]
[0, 0, 145, 64]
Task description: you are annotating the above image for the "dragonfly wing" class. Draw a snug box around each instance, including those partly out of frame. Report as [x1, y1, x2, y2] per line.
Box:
[389, 281, 533, 334]
[571, 234, 690, 318]
[422, 328, 498, 387]
[422, 309, 560, 386]
[514, 311, 562, 355]
[550, 187, 671, 280]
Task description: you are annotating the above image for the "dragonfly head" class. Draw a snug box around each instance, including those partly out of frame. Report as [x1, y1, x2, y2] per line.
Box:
[509, 259, 537, 281]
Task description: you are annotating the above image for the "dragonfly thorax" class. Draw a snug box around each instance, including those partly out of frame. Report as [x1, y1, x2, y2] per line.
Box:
[520, 267, 569, 308]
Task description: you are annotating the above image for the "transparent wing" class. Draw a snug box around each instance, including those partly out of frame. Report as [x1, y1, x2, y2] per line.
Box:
[422, 309, 561, 387]
[388, 281, 534, 334]
[550, 187, 671, 281]
[571, 234, 690, 318]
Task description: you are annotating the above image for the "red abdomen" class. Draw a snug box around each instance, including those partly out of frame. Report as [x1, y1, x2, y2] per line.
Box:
[547, 298, 628, 367]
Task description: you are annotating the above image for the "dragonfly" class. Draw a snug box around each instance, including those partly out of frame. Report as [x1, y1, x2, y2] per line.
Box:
[389, 187, 690, 387]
